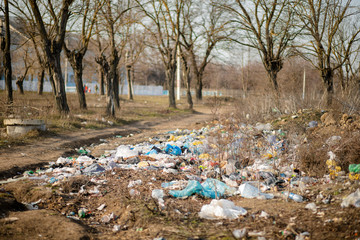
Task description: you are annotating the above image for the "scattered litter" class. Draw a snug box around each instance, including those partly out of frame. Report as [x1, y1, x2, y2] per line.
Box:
[308, 121, 318, 128]
[128, 180, 142, 188]
[238, 183, 274, 199]
[9, 114, 360, 238]
[97, 204, 106, 211]
[169, 178, 236, 199]
[199, 199, 247, 220]
[295, 232, 310, 240]
[101, 213, 115, 223]
[341, 189, 360, 208]
[305, 203, 317, 212]
[78, 208, 87, 218]
[113, 225, 121, 232]
[232, 228, 247, 239]
[282, 191, 303, 203]
[248, 231, 266, 237]
[259, 211, 269, 218]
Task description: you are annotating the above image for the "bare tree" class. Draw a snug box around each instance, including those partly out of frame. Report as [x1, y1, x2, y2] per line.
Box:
[223, 0, 299, 95]
[124, 24, 145, 100]
[136, 0, 183, 108]
[16, 50, 32, 94]
[332, 18, 360, 94]
[95, 23, 105, 96]
[180, 0, 231, 101]
[10, 1, 50, 95]
[294, 0, 360, 106]
[97, 0, 132, 116]
[63, 0, 102, 110]
[179, 46, 193, 109]
[0, 0, 13, 104]
[28, 0, 74, 114]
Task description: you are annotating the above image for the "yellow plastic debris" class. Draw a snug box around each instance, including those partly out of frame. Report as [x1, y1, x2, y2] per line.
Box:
[193, 141, 203, 146]
[326, 159, 337, 167]
[349, 173, 359, 181]
[137, 161, 150, 168]
[199, 153, 211, 160]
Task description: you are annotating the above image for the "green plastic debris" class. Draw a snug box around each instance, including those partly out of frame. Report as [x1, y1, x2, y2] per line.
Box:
[78, 209, 86, 218]
[77, 147, 88, 155]
[349, 164, 360, 173]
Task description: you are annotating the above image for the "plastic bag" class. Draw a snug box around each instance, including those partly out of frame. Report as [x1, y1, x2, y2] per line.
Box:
[201, 178, 237, 199]
[83, 164, 105, 174]
[238, 183, 274, 199]
[199, 199, 247, 220]
[341, 189, 360, 208]
[115, 146, 139, 158]
[169, 180, 203, 198]
[152, 189, 164, 199]
[349, 164, 360, 173]
[169, 178, 236, 199]
[165, 144, 182, 156]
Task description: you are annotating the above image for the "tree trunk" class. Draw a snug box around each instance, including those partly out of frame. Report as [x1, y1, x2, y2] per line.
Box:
[113, 70, 120, 108]
[195, 73, 203, 101]
[29, 0, 72, 115]
[67, 52, 87, 110]
[267, 70, 279, 92]
[127, 66, 133, 100]
[3, 0, 13, 104]
[106, 73, 115, 117]
[74, 68, 87, 109]
[37, 69, 45, 95]
[322, 68, 334, 106]
[183, 63, 193, 110]
[95, 55, 113, 116]
[48, 71, 57, 96]
[131, 67, 135, 96]
[16, 77, 24, 94]
[108, 48, 120, 109]
[166, 66, 176, 108]
[52, 54, 70, 114]
[98, 65, 105, 95]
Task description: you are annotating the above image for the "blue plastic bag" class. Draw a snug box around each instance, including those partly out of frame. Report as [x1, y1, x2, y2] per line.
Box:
[169, 180, 203, 198]
[165, 144, 182, 156]
[201, 178, 236, 198]
[168, 178, 236, 199]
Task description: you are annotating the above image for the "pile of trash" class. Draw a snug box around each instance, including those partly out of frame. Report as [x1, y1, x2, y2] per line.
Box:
[12, 120, 360, 223]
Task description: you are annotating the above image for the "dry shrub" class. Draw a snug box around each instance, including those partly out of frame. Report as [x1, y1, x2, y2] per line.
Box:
[298, 120, 360, 177]
[298, 139, 328, 177]
[333, 132, 360, 172]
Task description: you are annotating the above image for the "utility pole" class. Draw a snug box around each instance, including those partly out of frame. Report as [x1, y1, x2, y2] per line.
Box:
[126, 50, 133, 100]
[176, 46, 181, 101]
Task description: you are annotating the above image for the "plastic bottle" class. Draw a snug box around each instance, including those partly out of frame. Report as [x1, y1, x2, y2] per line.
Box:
[282, 191, 303, 203]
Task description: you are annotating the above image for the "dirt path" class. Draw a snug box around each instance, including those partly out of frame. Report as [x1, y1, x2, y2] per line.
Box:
[0, 107, 217, 179]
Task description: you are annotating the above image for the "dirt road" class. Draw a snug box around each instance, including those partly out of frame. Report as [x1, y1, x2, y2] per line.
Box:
[0, 108, 216, 180]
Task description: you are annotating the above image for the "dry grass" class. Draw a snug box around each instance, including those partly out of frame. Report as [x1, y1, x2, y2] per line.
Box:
[0, 91, 196, 148]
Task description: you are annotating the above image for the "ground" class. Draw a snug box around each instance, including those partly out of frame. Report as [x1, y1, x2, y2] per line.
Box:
[0, 93, 359, 240]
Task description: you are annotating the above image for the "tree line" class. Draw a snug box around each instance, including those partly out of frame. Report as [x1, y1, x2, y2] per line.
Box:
[1, 0, 359, 116]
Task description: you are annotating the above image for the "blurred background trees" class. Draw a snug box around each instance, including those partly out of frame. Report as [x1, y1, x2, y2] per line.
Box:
[0, 0, 359, 116]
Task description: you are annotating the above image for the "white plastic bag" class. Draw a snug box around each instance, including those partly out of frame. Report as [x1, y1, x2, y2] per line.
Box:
[199, 199, 247, 220]
[238, 183, 274, 199]
[341, 189, 360, 208]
